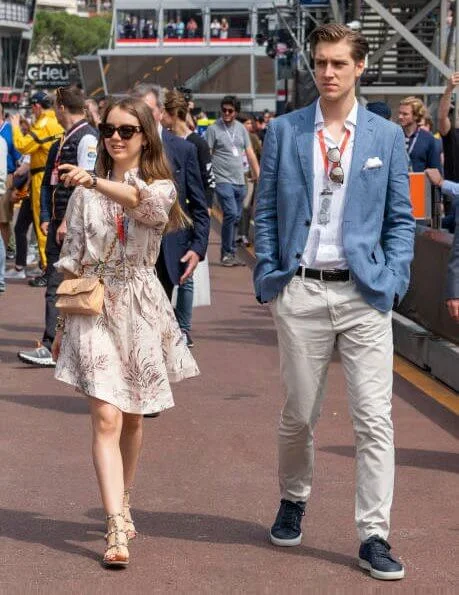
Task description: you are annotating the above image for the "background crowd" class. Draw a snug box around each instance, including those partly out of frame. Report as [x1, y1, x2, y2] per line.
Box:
[1, 79, 458, 349]
[117, 12, 252, 40]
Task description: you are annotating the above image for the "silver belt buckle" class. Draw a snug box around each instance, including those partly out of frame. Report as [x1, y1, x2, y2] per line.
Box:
[319, 269, 324, 281]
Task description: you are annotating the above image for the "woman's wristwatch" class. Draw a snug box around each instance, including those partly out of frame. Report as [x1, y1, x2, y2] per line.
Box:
[87, 170, 98, 189]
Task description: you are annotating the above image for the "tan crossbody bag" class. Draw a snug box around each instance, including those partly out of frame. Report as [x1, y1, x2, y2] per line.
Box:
[56, 235, 118, 316]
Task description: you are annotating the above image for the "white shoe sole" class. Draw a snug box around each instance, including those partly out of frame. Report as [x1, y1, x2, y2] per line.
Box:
[4, 271, 26, 279]
[17, 353, 56, 367]
[359, 558, 405, 580]
[269, 530, 302, 547]
[26, 270, 43, 278]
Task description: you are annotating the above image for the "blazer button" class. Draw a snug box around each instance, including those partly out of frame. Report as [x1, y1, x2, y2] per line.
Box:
[295, 252, 301, 259]
[305, 219, 311, 227]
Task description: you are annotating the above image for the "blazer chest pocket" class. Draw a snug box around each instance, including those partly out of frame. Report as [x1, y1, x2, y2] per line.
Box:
[361, 167, 385, 179]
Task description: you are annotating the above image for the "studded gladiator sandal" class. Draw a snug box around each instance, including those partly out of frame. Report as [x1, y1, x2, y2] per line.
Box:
[103, 513, 129, 567]
[123, 489, 137, 540]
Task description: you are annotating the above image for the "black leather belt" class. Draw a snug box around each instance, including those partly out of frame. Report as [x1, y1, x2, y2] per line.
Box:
[295, 267, 350, 282]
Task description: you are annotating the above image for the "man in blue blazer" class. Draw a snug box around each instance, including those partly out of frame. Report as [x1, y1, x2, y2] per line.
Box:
[447, 209, 459, 320]
[426, 168, 459, 322]
[132, 84, 210, 298]
[254, 24, 415, 580]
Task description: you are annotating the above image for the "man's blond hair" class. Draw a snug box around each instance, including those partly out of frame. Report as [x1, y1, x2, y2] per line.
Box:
[400, 96, 427, 124]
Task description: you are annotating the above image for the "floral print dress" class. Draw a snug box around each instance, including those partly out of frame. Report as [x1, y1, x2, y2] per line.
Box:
[54, 171, 200, 414]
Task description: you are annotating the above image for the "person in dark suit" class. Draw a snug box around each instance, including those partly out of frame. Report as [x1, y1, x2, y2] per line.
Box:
[132, 84, 210, 299]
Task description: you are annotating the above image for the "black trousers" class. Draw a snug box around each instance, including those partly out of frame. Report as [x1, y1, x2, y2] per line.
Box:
[14, 198, 33, 267]
[41, 219, 63, 351]
[155, 246, 174, 300]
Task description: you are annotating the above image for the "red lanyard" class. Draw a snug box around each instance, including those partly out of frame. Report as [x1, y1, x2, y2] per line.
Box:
[318, 128, 350, 175]
[115, 213, 125, 244]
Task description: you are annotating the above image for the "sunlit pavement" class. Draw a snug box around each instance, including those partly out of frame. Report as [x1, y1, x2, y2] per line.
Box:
[0, 225, 457, 593]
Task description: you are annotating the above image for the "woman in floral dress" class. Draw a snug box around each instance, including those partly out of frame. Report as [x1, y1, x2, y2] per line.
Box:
[52, 97, 199, 567]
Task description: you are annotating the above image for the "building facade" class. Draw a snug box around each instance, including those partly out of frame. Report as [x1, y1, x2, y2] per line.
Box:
[0, 0, 36, 97]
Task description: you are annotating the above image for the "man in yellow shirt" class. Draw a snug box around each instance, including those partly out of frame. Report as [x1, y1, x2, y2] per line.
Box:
[11, 91, 63, 285]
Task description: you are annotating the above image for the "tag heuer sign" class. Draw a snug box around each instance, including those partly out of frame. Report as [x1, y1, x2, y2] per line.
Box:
[27, 64, 80, 89]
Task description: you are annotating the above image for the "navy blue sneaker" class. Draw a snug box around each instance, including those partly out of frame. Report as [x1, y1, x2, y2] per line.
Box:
[359, 535, 405, 580]
[270, 499, 305, 546]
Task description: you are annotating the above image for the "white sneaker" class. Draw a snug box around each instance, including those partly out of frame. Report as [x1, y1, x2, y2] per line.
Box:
[26, 266, 43, 278]
[5, 268, 26, 279]
[17, 344, 56, 367]
[27, 253, 38, 265]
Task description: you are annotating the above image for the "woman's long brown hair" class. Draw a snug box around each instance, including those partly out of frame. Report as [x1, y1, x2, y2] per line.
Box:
[95, 96, 190, 233]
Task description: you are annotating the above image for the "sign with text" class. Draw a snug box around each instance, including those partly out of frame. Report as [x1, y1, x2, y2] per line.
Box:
[26, 64, 80, 89]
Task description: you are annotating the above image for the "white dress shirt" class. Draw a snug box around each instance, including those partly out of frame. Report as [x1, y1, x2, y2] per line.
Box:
[301, 99, 358, 270]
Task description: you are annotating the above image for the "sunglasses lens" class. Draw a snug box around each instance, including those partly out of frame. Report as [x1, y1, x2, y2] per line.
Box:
[99, 124, 115, 138]
[328, 147, 341, 163]
[222, 109, 234, 114]
[118, 126, 136, 140]
[330, 166, 344, 184]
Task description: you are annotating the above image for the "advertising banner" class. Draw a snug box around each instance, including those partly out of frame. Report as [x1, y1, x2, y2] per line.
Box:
[26, 64, 81, 89]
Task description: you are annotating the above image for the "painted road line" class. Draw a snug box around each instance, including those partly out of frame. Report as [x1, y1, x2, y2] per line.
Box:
[394, 355, 459, 415]
[211, 210, 458, 415]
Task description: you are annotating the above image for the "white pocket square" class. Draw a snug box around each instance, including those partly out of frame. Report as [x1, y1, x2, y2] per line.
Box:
[364, 157, 383, 169]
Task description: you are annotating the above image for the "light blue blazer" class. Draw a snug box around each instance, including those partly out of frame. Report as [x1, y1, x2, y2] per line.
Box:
[253, 101, 416, 313]
[441, 181, 459, 299]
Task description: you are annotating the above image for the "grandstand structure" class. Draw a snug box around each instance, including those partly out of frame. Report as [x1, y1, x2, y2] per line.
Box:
[353, 0, 452, 95]
[79, 0, 286, 111]
[75, 0, 454, 109]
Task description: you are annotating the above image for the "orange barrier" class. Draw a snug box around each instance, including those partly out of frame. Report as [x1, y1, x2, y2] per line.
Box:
[409, 172, 431, 219]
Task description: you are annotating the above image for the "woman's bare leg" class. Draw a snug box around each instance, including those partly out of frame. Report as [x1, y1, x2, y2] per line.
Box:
[88, 397, 124, 514]
[120, 413, 143, 490]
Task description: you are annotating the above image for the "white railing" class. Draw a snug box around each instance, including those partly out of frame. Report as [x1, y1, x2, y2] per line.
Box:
[0, 1, 31, 24]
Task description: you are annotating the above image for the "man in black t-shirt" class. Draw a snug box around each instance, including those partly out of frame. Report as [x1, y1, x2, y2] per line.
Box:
[439, 72, 459, 183]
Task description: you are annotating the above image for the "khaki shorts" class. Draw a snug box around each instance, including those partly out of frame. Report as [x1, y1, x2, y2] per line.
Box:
[0, 190, 13, 223]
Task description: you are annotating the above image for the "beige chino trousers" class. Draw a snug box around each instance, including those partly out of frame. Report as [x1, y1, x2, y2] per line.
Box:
[271, 275, 394, 541]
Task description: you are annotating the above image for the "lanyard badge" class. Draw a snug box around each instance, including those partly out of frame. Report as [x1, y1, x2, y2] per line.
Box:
[318, 189, 333, 225]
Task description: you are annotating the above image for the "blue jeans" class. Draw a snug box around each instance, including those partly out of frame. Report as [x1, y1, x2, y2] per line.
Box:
[175, 276, 193, 331]
[0, 232, 5, 289]
[215, 183, 246, 257]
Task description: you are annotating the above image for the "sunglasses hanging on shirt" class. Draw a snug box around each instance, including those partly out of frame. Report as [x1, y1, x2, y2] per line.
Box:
[318, 129, 350, 185]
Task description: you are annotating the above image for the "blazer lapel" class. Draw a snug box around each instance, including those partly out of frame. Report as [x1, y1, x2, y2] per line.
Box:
[294, 103, 316, 214]
[344, 106, 375, 214]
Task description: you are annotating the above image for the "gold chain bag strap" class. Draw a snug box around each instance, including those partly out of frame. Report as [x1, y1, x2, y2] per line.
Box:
[55, 235, 118, 316]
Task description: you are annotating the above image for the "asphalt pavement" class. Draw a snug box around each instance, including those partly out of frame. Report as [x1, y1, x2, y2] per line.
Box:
[0, 227, 457, 594]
